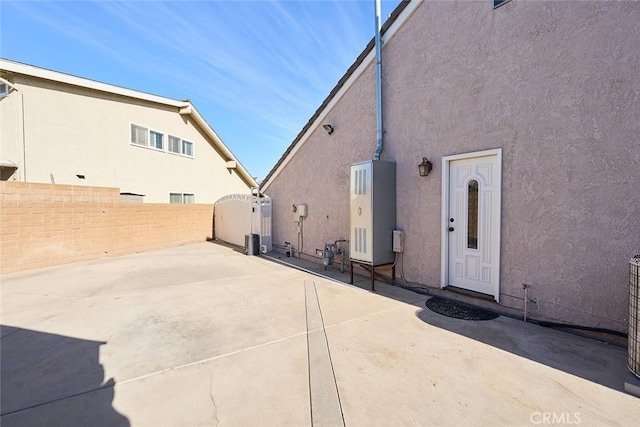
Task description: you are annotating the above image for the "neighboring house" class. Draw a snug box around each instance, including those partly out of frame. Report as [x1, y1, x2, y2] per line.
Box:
[0, 59, 257, 203]
[261, 0, 640, 332]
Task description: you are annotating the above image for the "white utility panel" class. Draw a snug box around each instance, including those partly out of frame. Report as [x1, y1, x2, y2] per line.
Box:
[393, 230, 404, 253]
[293, 203, 308, 222]
[349, 160, 396, 265]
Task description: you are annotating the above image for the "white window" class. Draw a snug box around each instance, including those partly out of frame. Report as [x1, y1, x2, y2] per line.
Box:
[131, 125, 192, 157]
[182, 140, 193, 157]
[170, 193, 195, 204]
[150, 130, 164, 150]
[168, 135, 181, 154]
[131, 124, 148, 146]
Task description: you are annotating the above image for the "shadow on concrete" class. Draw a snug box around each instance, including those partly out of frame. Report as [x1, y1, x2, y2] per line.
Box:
[0, 325, 129, 426]
[414, 306, 630, 394]
[207, 237, 246, 254]
[258, 249, 631, 395]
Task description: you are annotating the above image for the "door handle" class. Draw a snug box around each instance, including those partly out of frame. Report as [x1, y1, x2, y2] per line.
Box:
[448, 227, 454, 232]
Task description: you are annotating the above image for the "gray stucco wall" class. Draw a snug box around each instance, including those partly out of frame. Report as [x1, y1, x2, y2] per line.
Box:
[264, 0, 640, 331]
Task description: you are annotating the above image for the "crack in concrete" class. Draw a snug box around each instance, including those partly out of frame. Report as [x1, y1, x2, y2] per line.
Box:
[201, 363, 219, 426]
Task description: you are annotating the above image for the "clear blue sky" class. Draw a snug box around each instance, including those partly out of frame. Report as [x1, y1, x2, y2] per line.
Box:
[1, 0, 402, 181]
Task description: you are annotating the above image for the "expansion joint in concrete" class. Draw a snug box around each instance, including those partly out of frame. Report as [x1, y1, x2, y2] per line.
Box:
[304, 280, 345, 426]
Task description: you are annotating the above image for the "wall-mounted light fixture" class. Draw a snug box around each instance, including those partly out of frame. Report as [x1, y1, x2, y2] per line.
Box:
[322, 124, 334, 135]
[418, 157, 433, 177]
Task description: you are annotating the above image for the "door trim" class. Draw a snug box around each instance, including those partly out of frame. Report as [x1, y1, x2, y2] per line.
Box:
[441, 148, 502, 302]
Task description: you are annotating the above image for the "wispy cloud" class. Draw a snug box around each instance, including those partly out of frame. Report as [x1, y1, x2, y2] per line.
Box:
[3, 0, 401, 179]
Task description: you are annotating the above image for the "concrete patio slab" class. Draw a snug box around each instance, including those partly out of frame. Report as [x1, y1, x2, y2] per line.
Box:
[1, 242, 638, 426]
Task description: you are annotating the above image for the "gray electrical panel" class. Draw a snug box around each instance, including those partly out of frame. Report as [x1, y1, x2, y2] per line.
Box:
[350, 160, 396, 265]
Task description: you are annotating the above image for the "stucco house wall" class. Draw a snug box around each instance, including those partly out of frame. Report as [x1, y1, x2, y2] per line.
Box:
[0, 60, 255, 203]
[262, 0, 640, 332]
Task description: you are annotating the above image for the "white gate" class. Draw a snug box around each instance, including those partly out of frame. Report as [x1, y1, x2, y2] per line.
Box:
[214, 194, 272, 252]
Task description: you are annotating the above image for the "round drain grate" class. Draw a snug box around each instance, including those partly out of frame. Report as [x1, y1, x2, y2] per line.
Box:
[425, 297, 498, 321]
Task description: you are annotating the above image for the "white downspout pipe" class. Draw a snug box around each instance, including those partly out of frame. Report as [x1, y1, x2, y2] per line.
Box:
[20, 90, 26, 182]
[373, 0, 383, 161]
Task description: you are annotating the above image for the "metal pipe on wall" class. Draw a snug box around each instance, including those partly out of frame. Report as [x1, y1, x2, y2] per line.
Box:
[523, 284, 528, 322]
[373, 0, 383, 161]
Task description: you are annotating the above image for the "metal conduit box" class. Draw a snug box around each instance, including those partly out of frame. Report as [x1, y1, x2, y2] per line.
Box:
[350, 160, 396, 265]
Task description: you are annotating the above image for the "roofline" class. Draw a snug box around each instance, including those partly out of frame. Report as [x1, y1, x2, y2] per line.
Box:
[0, 58, 186, 108]
[179, 104, 258, 188]
[0, 58, 258, 188]
[259, 0, 416, 192]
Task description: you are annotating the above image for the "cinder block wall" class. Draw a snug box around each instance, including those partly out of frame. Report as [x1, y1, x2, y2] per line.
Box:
[0, 182, 214, 274]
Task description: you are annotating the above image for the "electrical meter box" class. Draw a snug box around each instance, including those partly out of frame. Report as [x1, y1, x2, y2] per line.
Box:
[350, 160, 396, 265]
[393, 230, 404, 253]
[292, 203, 307, 222]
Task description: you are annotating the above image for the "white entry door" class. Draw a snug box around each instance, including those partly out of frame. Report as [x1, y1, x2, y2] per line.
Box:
[445, 150, 501, 300]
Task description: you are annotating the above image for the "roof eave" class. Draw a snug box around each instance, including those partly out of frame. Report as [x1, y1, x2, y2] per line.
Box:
[0, 58, 185, 108]
[182, 104, 258, 188]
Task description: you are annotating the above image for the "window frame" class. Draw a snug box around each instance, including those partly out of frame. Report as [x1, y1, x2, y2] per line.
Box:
[149, 130, 164, 150]
[167, 135, 194, 158]
[169, 192, 195, 204]
[130, 123, 149, 147]
[168, 135, 182, 154]
[0, 83, 9, 98]
[182, 140, 194, 157]
[130, 123, 194, 158]
[467, 179, 479, 250]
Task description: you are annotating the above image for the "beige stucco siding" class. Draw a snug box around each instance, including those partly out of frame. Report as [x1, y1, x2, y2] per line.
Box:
[1, 74, 251, 203]
[264, 0, 640, 331]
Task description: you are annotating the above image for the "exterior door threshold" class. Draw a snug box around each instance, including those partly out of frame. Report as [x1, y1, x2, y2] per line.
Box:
[442, 285, 495, 302]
